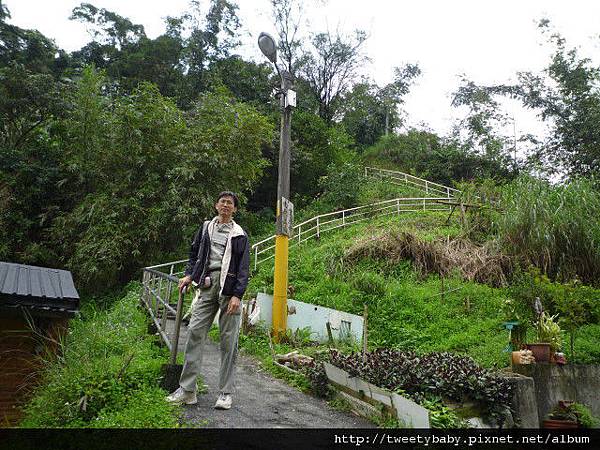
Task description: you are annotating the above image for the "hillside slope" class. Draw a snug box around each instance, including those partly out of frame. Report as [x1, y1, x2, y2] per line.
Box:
[247, 210, 600, 368]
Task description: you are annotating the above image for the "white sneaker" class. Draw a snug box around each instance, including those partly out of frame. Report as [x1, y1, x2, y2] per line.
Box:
[214, 393, 232, 410]
[166, 387, 197, 405]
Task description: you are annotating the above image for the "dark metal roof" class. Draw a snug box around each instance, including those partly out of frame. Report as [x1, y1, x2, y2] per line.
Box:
[0, 261, 80, 315]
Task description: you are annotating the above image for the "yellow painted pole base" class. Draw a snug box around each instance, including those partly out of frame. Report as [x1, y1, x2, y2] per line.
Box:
[272, 234, 289, 342]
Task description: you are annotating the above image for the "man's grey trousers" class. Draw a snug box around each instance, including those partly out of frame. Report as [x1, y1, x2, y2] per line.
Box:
[179, 270, 241, 394]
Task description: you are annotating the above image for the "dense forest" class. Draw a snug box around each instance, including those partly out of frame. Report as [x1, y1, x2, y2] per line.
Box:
[2, 0, 600, 294]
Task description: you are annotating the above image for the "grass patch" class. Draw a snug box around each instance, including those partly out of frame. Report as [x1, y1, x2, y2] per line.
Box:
[20, 282, 178, 428]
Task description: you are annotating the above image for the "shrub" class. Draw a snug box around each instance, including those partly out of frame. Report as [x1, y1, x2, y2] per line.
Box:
[301, 359, 331, 399]
[318, 160, 364, 210]
[570, 403, 600, 428]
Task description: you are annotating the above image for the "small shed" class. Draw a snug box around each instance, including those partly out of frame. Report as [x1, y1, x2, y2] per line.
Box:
[0, 261, 79, 425]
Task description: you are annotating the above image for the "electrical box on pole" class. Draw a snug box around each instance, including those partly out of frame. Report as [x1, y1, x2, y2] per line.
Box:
[285, 90, 297, 108]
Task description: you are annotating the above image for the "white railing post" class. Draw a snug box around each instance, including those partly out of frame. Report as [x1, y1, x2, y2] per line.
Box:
[342, 210, 346, 226]
[298, 224, 302, 243]
[396, 198, 400, 216]
[161, 265, 174, 330]
[254, 246, 258, 270]
[425, 180, 429, 194]
[423, 199, 426, 210]
[316, 216, 320, 238]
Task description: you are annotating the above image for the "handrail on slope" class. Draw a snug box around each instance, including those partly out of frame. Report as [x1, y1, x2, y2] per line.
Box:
[251, 196, 451, 269]
[364, 166, 461, 199]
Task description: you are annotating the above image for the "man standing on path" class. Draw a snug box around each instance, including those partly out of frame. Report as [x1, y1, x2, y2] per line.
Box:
[166, 191, 250, 410]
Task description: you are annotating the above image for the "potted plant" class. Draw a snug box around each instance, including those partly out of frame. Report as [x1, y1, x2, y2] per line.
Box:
[526, 299, 563, 363]
[543, 402, 579, 428]
[543, 401, 599, 429]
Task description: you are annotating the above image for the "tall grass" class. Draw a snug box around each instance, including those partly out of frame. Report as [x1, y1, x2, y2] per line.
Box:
[497, 177, 600, 285]
[20, 282, 178, 428]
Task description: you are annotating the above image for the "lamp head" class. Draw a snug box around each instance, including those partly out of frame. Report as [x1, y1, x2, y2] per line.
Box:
[258, 32, 277, 64]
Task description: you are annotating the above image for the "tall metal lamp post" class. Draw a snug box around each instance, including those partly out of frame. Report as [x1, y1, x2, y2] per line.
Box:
[258, 32, 296, 340]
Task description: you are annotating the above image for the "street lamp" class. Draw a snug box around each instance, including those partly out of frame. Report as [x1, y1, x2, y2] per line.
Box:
[258, 32, 296, 340]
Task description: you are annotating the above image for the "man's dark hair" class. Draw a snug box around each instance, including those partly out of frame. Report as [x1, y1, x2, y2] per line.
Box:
[217, 191, 239, 208]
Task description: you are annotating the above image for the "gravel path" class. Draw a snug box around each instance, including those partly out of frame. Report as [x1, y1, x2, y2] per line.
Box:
[175, 323, 374, 428]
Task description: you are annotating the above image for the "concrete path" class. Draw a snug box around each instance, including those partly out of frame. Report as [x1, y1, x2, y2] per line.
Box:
[174, 322, 374, 429]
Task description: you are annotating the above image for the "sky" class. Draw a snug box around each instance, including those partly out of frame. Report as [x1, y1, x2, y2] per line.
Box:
[5, 0, 600, 145]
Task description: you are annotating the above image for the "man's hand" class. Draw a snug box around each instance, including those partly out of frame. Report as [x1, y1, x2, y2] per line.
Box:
[226, 296, 241, 315]
[178, 275, 192, 293]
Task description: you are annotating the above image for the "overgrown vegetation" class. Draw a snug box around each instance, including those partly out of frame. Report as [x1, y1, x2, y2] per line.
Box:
[497, 177, 600, 285]
[362, 131, 516, 187]
[344, 229, 512, 287]
[1, 0, 520, 296]
[20, 283, 178, 428]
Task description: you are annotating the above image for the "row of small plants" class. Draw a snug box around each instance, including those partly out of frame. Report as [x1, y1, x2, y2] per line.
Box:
[238, 327, 511, 428]
[326, 348, 512, 424]
[298, 356, 469, 428]
[236, 327, 471, 428]
[21, 283, 178, 427]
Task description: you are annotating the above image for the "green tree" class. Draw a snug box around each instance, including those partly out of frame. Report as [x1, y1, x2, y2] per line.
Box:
[290, 111, 353, 204]
[300, 29, 369, 123]
[210, 56, 274, 109]
[270, 0, 304, 76]
[42, 68, 272, 292]
[1, 4, 68, 74]
[68, 1, 242, 108]
[177, 0, 241, 107]
[451, 77, 514, 164]
[341, 64, 421, 150]
[0, 63, 68, 263]
[450, 21, 600, 179]
[363, 130, 514, 186]
[70, 3, 146, 49]
[515, 22, 600, 177]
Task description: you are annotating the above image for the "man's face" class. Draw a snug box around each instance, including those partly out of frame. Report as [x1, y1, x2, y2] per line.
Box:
[215, 196, 237, 217]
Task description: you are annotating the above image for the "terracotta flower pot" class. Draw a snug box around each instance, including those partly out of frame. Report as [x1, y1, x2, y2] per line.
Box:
[526, 343, 552, 363]
[542, 419, 578, 429]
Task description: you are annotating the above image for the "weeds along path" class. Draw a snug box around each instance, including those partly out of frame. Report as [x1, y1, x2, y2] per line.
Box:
[173, 322, 373, 428]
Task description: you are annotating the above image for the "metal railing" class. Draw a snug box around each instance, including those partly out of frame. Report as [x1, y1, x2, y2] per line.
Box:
[141, 260, 189, 364]
[365, 167, 461, 199]
[251, 196, 451, 269]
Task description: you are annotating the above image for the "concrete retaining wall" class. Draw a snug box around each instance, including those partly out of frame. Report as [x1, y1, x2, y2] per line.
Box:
[513, 364, 600, 424]
[502, 372, 539, 428]
[323, 362, 430, 428]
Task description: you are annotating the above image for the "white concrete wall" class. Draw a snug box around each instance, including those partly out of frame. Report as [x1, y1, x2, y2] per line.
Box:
[255, 293, 364, 344]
